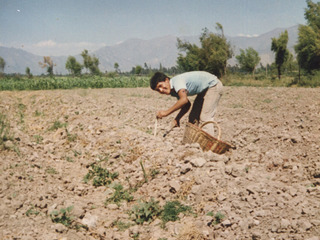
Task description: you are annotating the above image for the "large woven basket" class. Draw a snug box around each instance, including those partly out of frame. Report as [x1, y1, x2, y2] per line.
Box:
[182, 121, 235, 154]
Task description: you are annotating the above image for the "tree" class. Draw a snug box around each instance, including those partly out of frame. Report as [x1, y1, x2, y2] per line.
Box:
[271, 30, 289, 80]
[0, 57, 6, 73]
[25, 67, 33, 78]
[236, 47, 261, 76]
[114, 62, 120, 73]
[177, 23, 233, 78]
[65, 56, 82, 76]
[295, 0, 320, 72]
[39, 56, 55, 76]
[81, 49, 101, 75]
[135, 65, 142, 75]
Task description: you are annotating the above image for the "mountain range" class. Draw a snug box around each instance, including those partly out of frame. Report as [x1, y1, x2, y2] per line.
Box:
[0, 25, 299, 75]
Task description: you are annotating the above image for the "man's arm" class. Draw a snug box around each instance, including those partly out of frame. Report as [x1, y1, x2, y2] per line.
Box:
[156, 89, 189, 119]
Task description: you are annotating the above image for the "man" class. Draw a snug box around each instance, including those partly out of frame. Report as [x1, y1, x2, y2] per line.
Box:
[150, 71, 223, 136]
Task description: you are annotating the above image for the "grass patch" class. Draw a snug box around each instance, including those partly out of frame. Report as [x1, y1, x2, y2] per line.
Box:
[84, 163, 118, 187]
[129, 199, 192, 226]
[130, 198, 162, 225]
[112, 220, 134, 231]
[105, 182, 134, 206]
[50, 206, 74, 227]
[48, 120, 67, 131]
[160, 201, 192, 225]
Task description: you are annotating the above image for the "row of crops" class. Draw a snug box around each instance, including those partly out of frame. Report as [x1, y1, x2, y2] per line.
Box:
[0, 76, 150, 91]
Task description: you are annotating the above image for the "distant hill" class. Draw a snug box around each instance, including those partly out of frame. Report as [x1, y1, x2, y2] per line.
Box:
[0, 25, 299, 75]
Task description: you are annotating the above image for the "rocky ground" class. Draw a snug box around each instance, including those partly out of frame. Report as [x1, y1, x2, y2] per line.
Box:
[0, 86, 319, 240]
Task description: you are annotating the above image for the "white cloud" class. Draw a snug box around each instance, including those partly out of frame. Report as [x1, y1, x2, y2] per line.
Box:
[34, 40, 57, 47]
[20, 40, 107, 56]
[237, 33, 260, 38]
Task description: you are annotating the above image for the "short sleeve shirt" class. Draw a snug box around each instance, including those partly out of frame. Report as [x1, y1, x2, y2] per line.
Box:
[170, 71, 219, 98]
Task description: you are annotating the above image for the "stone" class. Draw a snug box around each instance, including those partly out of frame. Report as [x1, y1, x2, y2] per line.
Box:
[81, 213, 98, 228]
[190, 157, 206, 167]
[169, 180, 181, 193]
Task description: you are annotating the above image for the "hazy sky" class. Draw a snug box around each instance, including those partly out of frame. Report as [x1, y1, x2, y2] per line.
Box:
[0, 0, 307, 56]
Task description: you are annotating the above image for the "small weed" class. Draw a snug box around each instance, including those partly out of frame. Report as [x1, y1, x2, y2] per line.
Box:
[262, 98, 272, 103]
[67, 132, 77, 142]
[231, 103, 243, 108]
[245, 167, 250, 173]
[150, 168, 160, 179]
[50, 206, 74, 227]
[214, 211, 225, 224]
[26, 205, 40, 217]
[105, 183, 134, 206]
[140, 160, 148, 183]
[34, 110, 43, 117]
[206, 211, 214, 217]
[33, 135, 43, 144]
[0, 113, 13, 146]
[49, 120, 67, 131]
[17, 103, 26, 124]
[46, 167, 58, 175]
[84, 163, 118, 187]
[130, 198, 162, 225]
[307, 183, 316, 188]
[66, 156, 74, 162]
[72, 149, 81, 157]
[112, 220, 134, 231]
[131, 233, 139, 240]
[161, 201, 192, 225]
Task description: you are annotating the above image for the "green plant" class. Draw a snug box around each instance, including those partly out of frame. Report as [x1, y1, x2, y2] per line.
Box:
[33, 135, 43, 144]
[140, 160, 148, 183]
[84, 163, 118, 187]
[48, 120, 67, 131]
[150, 169, 160, 179]
[161, 201, 192, 225]
[34, 110, 43, 117]
[67, 132, 77, 142]
[0, 113, 13, 147]
[65, 156, 74, 162]
[214, 211, 225, 224]
[26, 205, 40, 217]
[46, 167, 58, 175]
[50, 206, 74, 227]
[17, 103, 26, 124]
[206, 211, 214, 217]
[112, 220, 134, 231]
[130, 198, 162, 225]
[105, 183, 133, 206]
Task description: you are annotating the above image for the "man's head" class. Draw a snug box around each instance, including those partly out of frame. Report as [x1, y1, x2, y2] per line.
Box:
[150, 72, 171, 95]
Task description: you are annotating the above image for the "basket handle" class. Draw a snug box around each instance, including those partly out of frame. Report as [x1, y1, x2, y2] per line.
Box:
[199, 121, 221, 140]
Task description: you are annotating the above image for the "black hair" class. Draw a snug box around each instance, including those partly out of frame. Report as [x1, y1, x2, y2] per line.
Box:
[150, 72, 169, 90]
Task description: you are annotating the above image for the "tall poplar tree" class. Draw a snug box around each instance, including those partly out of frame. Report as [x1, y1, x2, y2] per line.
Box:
[271, 30, 289, 80]
[295, 0, 320, 72]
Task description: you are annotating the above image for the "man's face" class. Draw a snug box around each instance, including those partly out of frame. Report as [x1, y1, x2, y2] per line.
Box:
[155, 78, 171, 95]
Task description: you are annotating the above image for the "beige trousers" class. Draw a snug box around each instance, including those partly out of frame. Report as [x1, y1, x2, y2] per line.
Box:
[188, 80, 223, 136]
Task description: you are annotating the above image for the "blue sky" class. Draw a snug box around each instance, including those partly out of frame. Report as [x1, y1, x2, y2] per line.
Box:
[0, 0, 307, 56]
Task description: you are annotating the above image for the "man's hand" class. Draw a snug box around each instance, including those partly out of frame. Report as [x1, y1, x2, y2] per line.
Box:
[156, 110, 168, 119]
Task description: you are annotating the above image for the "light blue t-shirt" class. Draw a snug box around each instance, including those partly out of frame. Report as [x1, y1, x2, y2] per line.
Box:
[170, 71, 219, 98]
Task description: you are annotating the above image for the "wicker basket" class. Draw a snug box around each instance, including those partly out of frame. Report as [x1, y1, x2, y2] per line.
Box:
[182, 121, 235, 154]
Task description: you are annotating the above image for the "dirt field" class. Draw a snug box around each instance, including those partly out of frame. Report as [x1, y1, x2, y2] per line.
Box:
[0, 86, 319, 240]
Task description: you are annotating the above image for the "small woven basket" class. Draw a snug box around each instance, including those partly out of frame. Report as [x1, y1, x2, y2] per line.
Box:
[182, 121, 235, 154]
